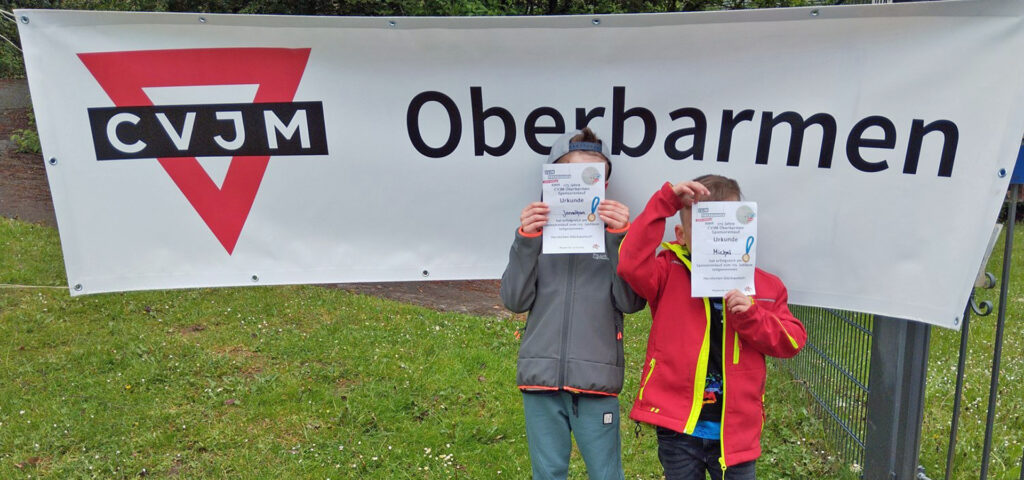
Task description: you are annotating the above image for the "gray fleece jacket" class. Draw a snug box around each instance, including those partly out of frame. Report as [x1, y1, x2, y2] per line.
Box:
[500, 228, 646, 395]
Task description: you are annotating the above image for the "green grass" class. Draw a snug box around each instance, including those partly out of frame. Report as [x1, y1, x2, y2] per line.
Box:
[919, 224, 1024, 480]
[0, 217, 848, 478]
[778, 224, 1024, 480]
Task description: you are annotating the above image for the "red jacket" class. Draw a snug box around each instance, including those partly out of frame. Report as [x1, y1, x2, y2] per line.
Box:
[617, 183, 807, 468]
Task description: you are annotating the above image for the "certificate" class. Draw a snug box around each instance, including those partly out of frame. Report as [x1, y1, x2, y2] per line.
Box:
[541, 163, 605, 254]
[690, 201, 757, 297]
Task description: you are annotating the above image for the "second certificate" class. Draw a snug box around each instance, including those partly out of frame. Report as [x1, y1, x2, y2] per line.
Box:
[541, 163, 605, 254]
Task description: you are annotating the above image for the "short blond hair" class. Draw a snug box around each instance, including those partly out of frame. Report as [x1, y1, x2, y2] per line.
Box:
[693, 174, 741, 201]
[679, 175, 742, 223]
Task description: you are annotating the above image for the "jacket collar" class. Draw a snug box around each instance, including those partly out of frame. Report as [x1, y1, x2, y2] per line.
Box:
[661, 242, 692, 270]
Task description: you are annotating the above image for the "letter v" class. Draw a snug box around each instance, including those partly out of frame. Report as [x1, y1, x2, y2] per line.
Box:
[156, 112, 196, 151]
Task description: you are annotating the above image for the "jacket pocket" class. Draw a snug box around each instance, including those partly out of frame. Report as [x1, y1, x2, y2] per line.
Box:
[616, 318, 625, 367]
[637, 358, 656, 401]
[733, 331, 740, 365]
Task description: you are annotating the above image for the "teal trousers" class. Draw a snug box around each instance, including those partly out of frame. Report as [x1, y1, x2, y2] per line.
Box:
[522, 391, 625, 480]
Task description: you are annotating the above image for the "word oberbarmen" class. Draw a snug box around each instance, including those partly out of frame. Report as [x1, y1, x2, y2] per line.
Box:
[407, 86, 959, 177]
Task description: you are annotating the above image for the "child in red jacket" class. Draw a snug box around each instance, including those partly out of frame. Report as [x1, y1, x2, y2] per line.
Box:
[616, 175, 807, 480]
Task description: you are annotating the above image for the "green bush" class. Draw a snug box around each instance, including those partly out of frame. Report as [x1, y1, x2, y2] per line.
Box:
[0, 44, 24, 78]
[0, 3, 25, 78]
[9, 110, 40, 154]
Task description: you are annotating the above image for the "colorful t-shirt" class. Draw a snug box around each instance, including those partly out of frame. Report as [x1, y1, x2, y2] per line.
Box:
[692, 298, 724, 440]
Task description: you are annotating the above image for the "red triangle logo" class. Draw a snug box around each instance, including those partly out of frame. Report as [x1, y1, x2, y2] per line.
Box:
[78, 48, 312, 254]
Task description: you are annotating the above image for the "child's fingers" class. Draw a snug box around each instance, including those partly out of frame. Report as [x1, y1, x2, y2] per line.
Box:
[673, 181, 711, 204]
[522, 218, 547, 233]
[724, 289, 753, 314]
[599, 209, 628, 225]
[520, 202, 548, 216]
[689, 181, 711, 197]
[522, 213, 548, 225]
[598, 213, 625, 228]
[724, 289, 742, 306]
[598, 202, 629, 218]
[520, 206, 549, 223]
[597, 210, 628, 224]
[597, 201, 627, 211]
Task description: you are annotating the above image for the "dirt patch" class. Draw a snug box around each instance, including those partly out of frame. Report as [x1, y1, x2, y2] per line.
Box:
[239, 364, 263, 377]
[13, 456, 47, 470]
[0, 79, 31, 110]
[335, 376, 361, 393]
[212, 344, 258, 358]
[331, 280, 508, 318]
[166, 457, 183, 477]
[179, 324, 207, 335]
[0, 107, 55, 227]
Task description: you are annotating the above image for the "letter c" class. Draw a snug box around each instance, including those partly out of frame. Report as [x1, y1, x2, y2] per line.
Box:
[106, 112, 146, 154]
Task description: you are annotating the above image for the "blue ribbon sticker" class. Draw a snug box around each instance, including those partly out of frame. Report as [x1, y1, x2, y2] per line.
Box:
[745, 236, 754, 255]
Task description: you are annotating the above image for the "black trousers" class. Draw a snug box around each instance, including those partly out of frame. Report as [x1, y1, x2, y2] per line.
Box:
[656, 427, 757, 480]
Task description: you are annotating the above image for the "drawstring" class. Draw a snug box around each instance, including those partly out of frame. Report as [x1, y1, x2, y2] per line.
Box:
[571, 393, 580, 417]
[634, 421, 642, 439]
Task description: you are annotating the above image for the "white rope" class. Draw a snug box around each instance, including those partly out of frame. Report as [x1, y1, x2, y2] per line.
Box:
[0, 284, 67, 290]
[0, 32, 22, 53]
[0, 11, 21, 52]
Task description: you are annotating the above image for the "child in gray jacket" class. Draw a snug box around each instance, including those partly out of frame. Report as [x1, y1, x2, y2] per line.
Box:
[500, 128, 646, 480]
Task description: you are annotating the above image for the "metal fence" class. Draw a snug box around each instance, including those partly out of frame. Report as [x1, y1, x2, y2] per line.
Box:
[779, 306, 872, 472]
[778, 185, 1023, 480]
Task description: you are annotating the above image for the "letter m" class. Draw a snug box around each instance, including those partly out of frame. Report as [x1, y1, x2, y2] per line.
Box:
[755, 111, 837, 168]
[264, 109, 310, 149]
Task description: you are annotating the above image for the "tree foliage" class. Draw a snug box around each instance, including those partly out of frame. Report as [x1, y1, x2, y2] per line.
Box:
[0, 0, 817, 78]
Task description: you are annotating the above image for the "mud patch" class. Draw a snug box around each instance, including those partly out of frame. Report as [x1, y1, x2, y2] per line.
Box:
[0, 107, 54, 227]
[331, 280, 509, 318]
[179, 324, 206, 335]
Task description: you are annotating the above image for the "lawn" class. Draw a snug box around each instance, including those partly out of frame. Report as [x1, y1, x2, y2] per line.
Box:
[0, 217, 849, 479]
[778, 224, 1024, 480]
[918, 223, 1024, 480]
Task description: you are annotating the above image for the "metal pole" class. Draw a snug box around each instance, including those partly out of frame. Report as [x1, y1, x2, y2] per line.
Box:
[1019, 448, 1024, 480]
[943, 301, 971, 480]
[979, 185, 1018, 480]
[864, 316, 931, 480]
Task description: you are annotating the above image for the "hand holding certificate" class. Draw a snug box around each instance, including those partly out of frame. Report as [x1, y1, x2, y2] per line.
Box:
[541, 163, 606, 254]
[690, 201, 758, 297]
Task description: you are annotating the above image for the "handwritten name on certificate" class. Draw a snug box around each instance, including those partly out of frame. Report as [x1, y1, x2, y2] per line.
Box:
[690, 201, 757, 297]
[541, 163, 605, 254]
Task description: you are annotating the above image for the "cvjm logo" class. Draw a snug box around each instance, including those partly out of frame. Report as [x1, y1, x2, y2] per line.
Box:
[79, 47, 328, 254]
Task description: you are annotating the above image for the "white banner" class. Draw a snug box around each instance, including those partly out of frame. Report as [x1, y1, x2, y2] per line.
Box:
[16, 2, 1024, 329]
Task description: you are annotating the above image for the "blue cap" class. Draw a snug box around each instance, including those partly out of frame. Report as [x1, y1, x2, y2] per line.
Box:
[546, 129, 614, 179]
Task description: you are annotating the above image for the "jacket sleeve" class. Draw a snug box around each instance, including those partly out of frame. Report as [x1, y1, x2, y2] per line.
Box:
[499, 228, 542, 313]
[607, 227, 647, 314]
[730, 283, 807, 359]
[616, 182, 680, 301]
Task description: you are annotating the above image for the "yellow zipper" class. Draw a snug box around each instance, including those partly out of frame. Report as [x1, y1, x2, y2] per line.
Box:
[684, 297, 712, 434]
[733, 331, 740, 364]
[637, 358, 656, 401]
[720, 308, 729, 472]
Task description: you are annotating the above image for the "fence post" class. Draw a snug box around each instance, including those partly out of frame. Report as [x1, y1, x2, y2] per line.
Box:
[864, 316, 931, 480]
